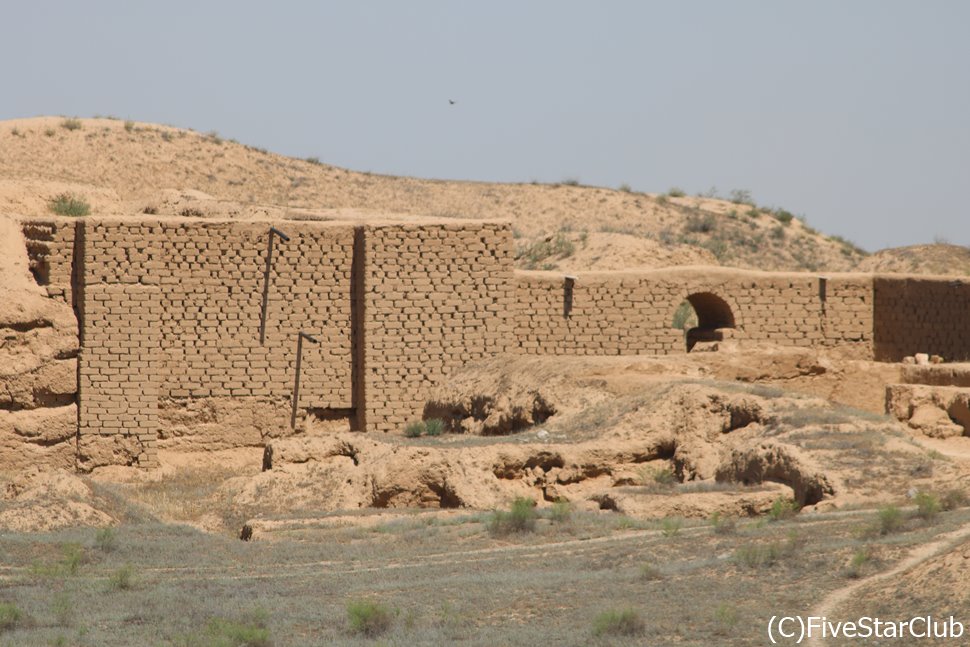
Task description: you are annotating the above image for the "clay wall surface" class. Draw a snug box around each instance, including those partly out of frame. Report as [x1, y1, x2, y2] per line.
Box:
[360, 222, 515, 432]
[21, 217, 77, 304]
[78, 283, 160, 467]
[513, 268, 873, 356]
[81, 218, 355, 412]
[873, 277, 970, 362]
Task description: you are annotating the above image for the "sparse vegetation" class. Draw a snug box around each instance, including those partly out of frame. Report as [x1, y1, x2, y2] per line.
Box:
[877, 505, 904, 535]
[914, 491, 941, 521]
[0, 603, 22, 632]
[734, 533, 798, 568]
[710, 511, 737, 535]
[44, 128, 56, 137]
[346, 600, 393, 637]
[618, 183, 632, 193]
[180, 612, 272, 647]
[516, 230, 576, 269]
[772, 209, 794, 225]
[667, 187, 686, 198]
[108, 564, 135, 591]
[638, 562, 664, 581]
[767, 497, 799, 522]
[845, 548, 871, 579]
[685, 211, 716, 234]
[48, 193, 91, 217]
[941, 488, 969, 511]
[729, 189, 754, 206]
[548, 498, 572, 523]
[404, 421, 424, 438]
[404, 418, 446, 437]
[61, 118, 82, 131]
[487, 497, 537, 536]
[592, 608, 645, 637]
[661, 517, 682, 537]
[124, 120, 135, 132]
[672, 300, 698, 330]
[94, 527, 117, 552]
[305, 156, 322, 165]
[561, 177, 580, 186]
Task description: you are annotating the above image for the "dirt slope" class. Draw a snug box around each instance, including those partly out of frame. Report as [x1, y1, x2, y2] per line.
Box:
[1, 116, 869, 272]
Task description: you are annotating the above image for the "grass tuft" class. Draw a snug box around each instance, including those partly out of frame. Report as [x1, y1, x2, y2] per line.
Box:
[487, 497, 537, 536]
[49, 193, 91, 217]
[592, 608, 645, 637]
[346, 599, 393, 637]
[0, 603, 22, 632]
[61, 118, 82, 131]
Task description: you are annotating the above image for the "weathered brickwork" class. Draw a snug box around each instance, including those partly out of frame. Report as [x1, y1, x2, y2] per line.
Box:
[81, 219, 355, 410]
[360, 222, 515, 432]
[79, 284, 160, 466]
[513, 269, 873, 356]
[873, 277, 970, 362]
[21, 218, 77, 304]
[19, 213, 970, 468]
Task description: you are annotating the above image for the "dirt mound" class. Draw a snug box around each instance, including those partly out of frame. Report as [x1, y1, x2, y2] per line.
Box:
[0, 116, 868, 273]
[0, 468, 114, 531]
[857, 243, 970, 276]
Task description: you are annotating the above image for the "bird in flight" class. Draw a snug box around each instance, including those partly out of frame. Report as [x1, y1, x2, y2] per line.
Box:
[449, 99, 456, 105]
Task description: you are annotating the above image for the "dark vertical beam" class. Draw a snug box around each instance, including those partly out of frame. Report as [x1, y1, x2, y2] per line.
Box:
[563, 275, 576, 318]
[350, 226, 366, 431]
[291, 331, 320, 429]
[259, 227, 290, 345]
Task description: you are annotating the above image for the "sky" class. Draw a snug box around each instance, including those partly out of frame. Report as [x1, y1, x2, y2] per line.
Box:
[2, 1, 968, 251]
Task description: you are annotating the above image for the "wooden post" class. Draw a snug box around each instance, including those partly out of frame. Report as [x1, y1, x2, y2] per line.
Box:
[259, 227, 290, 345]
[290, 331, 319, 429]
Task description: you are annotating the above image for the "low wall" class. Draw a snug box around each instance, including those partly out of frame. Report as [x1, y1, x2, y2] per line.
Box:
[513, 268, 873, 356]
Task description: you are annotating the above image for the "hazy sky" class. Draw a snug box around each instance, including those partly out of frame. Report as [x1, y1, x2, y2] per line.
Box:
[3, 1, 968, 251]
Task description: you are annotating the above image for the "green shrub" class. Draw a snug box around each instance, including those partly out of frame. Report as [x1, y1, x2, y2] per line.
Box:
[710, 511, 737, 535]
[667, 187, 686, 198]
[767, 497, 799, 522]
[661, 517, 682, 538]
[404, 421, 424, 438]
[734, 538, 796, 568]
[914, 492, 940, 521]
[94, 527, 117, 552]
[109, 564, 135, 591]
[305, 156, 321, 165]
[346, 600, 393, 637]
[186, 615, 271, 647]
[672, 301, 698, 330]
[61, 543, 84, 575]
[714, 603, 739, 635]
[61, 118, 82, 131]
[50, 592, 73, 627]
[729, 189, 754, 206]
[773, 209, 794, 225]
[487, 497, 537, 536]
[845, 548, 870, 579]
[562, 177, 580, 186]
[592, 608, 645, 637]
[0, 603, 22, 632]
[124, 120, 135, 132]
[206, 130, 223, 144]
[878, 505, 904, 535]
[424, 418, 445, 437]
[618, 183, 632, 193]
[49, 193, 91, 217]
[548, 499, 572, 523]
[651, 466, 677, 486]
[685, 212, 716, 234]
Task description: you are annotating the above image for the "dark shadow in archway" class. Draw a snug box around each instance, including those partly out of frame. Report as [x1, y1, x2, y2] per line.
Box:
[673, 292, 736, 352]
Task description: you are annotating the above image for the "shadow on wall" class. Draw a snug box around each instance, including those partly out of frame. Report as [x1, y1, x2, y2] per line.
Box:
[673, 292, 736, 352]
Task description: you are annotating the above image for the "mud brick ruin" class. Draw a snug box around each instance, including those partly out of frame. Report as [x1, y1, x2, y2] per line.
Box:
[20, 215, 970, 468]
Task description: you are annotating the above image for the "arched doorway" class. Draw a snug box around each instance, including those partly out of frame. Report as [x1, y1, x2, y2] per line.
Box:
[671, 292, 736, 352]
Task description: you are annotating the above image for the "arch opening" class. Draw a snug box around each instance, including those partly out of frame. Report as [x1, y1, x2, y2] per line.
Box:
[671, 292, 736, 352]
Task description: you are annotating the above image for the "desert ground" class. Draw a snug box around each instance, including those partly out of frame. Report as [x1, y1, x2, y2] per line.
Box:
[2, 116, 970, 645]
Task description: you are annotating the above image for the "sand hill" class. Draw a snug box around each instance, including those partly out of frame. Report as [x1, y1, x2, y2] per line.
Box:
[0, 115, 884, 274]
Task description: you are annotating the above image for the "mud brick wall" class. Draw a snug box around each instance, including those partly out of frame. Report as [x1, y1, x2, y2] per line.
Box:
[81, 218, 355, 413]
[21, 217, 77, 304]
[873, 277, 970, 362]
[360, 222, 515, 433]
[78, 284, 160, 467]
[513, 269, 874, 355]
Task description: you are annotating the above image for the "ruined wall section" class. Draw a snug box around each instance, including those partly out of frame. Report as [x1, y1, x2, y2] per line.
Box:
[21, 217, 77, 304]
[873, 277, 970, 362]
[513, 269, 873, 356]
[361, 222, 515, 433]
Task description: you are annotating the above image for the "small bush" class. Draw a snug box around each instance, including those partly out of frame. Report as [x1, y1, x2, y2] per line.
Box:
[638, 562, 664, 581]
[877, 505, 904, 535]
[734, 536, 797, 569]
[729, 189, 754, 206]
[661, 517, 682, 538]
[562, 177, 580, 186]
[767, 497, 799, 522]
[667, 187, 686, 198]
[651, 466, 677, 487]
[206, 130, 223, 145]
[618, 183, 632, 193]
[714, 603, 740, 635]
[61, 543, 84, 575]
[914, 491, 940, 521]
[94, 527, 117, 552]
[61, 118, 82, 131]
[50, 592, 73, 627]
[592, 608, 644, 637]
[189, 614, 271, 647]
[0, 603, 22, 632]
[424, 418, 444, 436]
[49, 193, 91, 217]
[109, 564, 135, 591]
[305, 157, 321, 165]
[710, 511, 737, 535]
[44, 128, 56, 137]
[845, 548, 870, 579]
[346, 600, 393, 637]
[672, 301, 698, 331]
[685, 212, 716, 234]
[773, 209, 794, 225]
[404, 421, 424, 438]
[124, 120, 135, 132]
[548, 499, 572, 523]
[488, 497, 537, 536]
